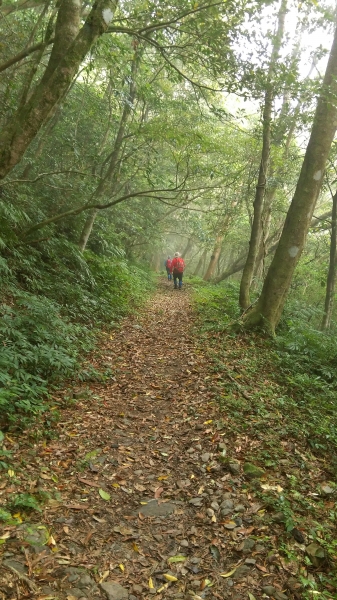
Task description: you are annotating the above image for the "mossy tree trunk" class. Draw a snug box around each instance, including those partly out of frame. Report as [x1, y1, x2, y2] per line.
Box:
[0, 0, 117, 181]
[242, 26, 337, 334]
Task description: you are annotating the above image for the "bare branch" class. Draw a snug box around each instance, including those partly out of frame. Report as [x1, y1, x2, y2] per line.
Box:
[2, 170, 98, 185]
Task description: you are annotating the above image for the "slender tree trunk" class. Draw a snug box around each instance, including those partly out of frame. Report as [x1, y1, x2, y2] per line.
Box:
[203, 233, 224, 281]
[78, 44, 142, 251]
[151, 254, 161, 272]
[252, 188, 275, 281]
[203, 214, 231, 281]
[239, 0, 287, 310]
[0, 0, 117, 181]
[194, 248, 207, 276]
[182, 238, 193, 259]
[78, 209, 99, 253]
[215, 210, 333, 285]
[201, 250, 208, 277]
[214, 240, 281, 284]
[242, 26, 337, 334]
[321, 190, 337, 330]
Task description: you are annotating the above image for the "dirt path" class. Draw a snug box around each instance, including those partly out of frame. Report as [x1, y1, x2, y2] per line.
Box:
[1, 281, 292, 600]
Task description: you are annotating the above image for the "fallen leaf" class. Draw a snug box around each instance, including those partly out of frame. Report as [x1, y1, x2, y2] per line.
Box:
[154, 486, 164, 498]
[99, 489, 111, 501]
[119, 563, 125, 572]
[256, 564, 269, 573]
[168, 555, 187, 564]
[163, 574, 178, 582]
[48, 535, 56, 545]
[99, 571, 109, 582]
[92, 515, 106, 523]
[148, 577, 154, 589]
[223, 520, 236, 530]
[134, 483, 147, 492]
[209, 544, 221, 562]
[78, 478, 101, 488]
[220, 567, 237, 578]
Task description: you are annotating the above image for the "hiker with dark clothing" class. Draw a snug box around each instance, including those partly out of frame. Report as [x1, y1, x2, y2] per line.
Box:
[171, 252, 185, 289]
[165, 256, 172, 280]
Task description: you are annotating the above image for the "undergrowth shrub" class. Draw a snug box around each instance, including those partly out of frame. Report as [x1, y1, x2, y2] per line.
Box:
[0, 236, 154, 429]
[193, 281, 337, 452]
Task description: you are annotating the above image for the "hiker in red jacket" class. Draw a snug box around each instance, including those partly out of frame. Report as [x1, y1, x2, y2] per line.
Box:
[164, 256, 172, 281]
[171, 252, 185, 289]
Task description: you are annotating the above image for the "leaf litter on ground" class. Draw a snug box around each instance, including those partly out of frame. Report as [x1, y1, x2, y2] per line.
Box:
[0, 279, 336, 600]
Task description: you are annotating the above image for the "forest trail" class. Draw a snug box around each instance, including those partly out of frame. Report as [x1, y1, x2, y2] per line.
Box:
[2, 281, 301, 600]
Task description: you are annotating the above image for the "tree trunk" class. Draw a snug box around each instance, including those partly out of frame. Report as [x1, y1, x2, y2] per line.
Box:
[239, 0, 287, 310]
[214, 239, 281, 284]
[242, 25, 337, 334]
[0, 0, 117, 181]
[182, 238, 193, 259]
[321, 189, 337, 330]
[78, 44, 142, 251]
[252, 187, 275, 282]
[203, 233, 224, 281]
[194, 248, 207, 276]
[78, 209, 99, 253]
[215, 210, 333, 285]
[151, 254, 161, 272]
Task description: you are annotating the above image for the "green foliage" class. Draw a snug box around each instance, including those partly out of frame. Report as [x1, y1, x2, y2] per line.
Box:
[0, 508, 13, 522]
[193, 281, 337, 453]
[8, 492, 42, 513]
[0, 234, 154, 429]
[192, 281, 241, 331]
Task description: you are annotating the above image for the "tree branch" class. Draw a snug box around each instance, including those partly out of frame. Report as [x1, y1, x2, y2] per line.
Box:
[0, 0, 44, 16]
[2, 170, 97, 185]
[106, 2, 222, 37]
[0, 38, 55, 74]
[21, 181, 189, 237]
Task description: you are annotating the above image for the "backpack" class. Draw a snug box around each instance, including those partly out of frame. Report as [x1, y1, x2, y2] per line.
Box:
[166, 259, 172, 269]
[174, 257, 184, 273]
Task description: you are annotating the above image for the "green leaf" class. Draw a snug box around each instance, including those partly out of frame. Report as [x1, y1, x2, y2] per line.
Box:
[0, 431, 4, 443]
[167, 555, 187, 564]
[99, 489, 110, 501]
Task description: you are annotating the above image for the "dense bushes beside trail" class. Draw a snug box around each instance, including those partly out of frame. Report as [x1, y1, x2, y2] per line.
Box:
[0, 238, 153, 429]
